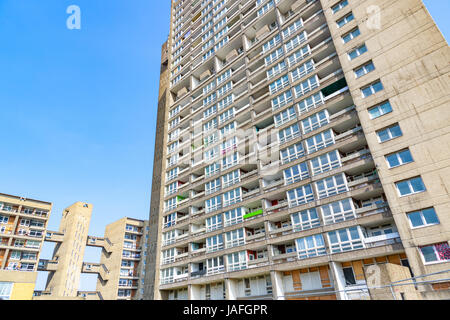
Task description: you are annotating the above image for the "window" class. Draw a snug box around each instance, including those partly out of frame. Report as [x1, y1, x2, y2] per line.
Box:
[207, 256, 225, 275]
[222, 152, 238, 170]
[287, 184, 315, 207]
[267, 61, 287, 80]
[206, 195, 222, 213]
[227, 251, 247, 271]
[206, 214, 223, 232]
[290, 60, 315, 82]
[315, 173, 348, 199]
[301, 110, 329, 134]
[354, 61, 375, 78]
[271, 90, 293, 110]
[278, 123, 301, 144]
[342, 28, 360, 43]
[283, 162, 310, 185]
[282, 17, 304, 39]
[223, 188, 242, 207]
[395, 176, 426, 196]
[20, 263, 35, 271]
[306, 129, 335, 154]
[361, 80, 383, 97]
[419, 242, 450, 264]
[328, 227, 364, 253]
[280, 142, 305, 164]
[225, 228, 245, 248]
[343, 267, 357, 285]
[205, 162, 220, 177]
[293, 75, 319, 99]
[0, 215, 8, 224]
[376, 123, 402, 142]
[285, 31, 308, 53]
[10, 251, 21, 260]
[207, 234, 224, 252]
[368, 101, 392, 119]
[297, 92, 324, 115]
[0, 282, 13, 300]
[222, 170, 240, 188]
[291, 208, 320, 231]
[321, 198, 356, 225]
[310, 150, 341, 175]
[224, 208, 245, 227]
[348, 44, 368, 60]
[205, 178, 221, 195]
[385, 149, 413, 168]
[296, 234, 327, 259]
[274, 106, 296, 127]
[407, 208, 439, 228]
[269, 75, 290, 95]
[337, 12, 354, 28]
[332, 0, 348, 14]
[287, 44, 311, 67]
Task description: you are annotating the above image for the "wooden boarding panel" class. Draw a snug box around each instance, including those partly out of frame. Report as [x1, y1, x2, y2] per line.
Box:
[352, 260, 365, 281]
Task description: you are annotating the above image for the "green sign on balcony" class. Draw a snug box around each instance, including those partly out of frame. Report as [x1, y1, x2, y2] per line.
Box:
[243, 209, 263, 219]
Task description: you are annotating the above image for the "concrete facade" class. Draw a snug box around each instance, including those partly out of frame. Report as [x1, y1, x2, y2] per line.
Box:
[0, 193, 52, 300]
[96, 217, 147, 300]
[43, 202, 93, 297]
[146, 0, 450, 300]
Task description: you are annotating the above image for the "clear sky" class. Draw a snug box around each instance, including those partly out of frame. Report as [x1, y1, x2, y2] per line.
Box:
[0, 0, 448, 292]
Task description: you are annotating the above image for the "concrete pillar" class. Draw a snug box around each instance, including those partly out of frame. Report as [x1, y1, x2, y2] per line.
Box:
[330, 261, 347, 300]
[225, 278, 238, 300]
[270, 270, 285, 300]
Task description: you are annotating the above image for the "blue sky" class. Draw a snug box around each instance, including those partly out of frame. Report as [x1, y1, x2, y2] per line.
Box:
[0, 1, 448, 291]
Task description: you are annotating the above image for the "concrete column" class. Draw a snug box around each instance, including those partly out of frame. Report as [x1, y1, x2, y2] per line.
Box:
[225, 278, 238, 300]
[189, 284, 202, 300]
[270, 270, 285, 300]
[329, 261, 347, 300]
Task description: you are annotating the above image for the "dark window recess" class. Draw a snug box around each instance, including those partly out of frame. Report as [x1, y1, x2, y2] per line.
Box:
[343, 267, 357, 285]
[401, 259, 414, 278]
[321, 77, 348, 97]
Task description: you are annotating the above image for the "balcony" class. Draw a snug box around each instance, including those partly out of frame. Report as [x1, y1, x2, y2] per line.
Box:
[45, 231, 64, 243]
[38, 259, 58, 272]
[363, 232, 401, 248]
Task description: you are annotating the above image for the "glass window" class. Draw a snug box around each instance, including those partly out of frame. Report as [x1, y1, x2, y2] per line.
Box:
[376, 123, 402, 142]
[0, 282, 13, 300]
[354, 61, 375, 78]
[342, 28, 360, 43]
[337, 12, 354, 28]
[385, 149, 413, 168]
[368, 101, 392, 119]
[348, 44, 367, 60]
[332, 0, 349, 14]
[419, 243, 450, 264]
[361, 80, 383, 97]
[407, 208, 439, 228]
[296, 234, 326, 259]
[395, 177, 426, 196]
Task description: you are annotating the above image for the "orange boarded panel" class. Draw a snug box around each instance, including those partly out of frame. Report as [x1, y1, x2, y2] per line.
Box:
[375, 256, 387, 263]
[352, 260, 365, 281]
[387, 254, 401, 265]
[319, 266, 332, 288]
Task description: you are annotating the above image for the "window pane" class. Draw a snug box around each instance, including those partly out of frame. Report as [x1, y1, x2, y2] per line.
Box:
[386, 154, 400, 167]
[410, 177, 425, 192]
[420, 246, 438, 263]
[396, 181, 411, 196]
[408, 211, 423, 227]
[422, 208, 439, 225]
[390, 125, 402, 138]
[399, 149, 413, 164]
[377, 129, 390, 142]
